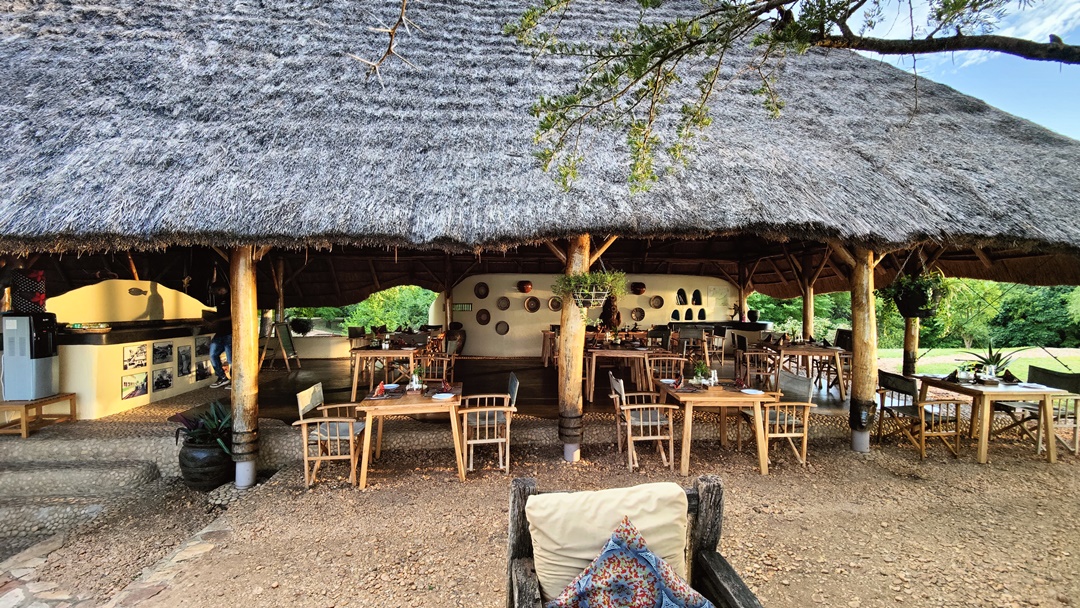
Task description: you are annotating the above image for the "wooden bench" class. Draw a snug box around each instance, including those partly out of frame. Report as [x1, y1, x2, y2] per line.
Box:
[0, 393, 78, 438]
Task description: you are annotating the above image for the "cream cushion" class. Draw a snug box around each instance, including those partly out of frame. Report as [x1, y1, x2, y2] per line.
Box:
[525, 482, 688, 601]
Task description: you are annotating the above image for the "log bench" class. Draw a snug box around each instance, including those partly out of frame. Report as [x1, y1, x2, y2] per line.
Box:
[0, 393, 78, 438]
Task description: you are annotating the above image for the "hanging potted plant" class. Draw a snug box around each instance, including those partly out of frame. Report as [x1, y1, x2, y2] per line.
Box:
[882, 270, 947, 318]
[174, 400, 234, 491]
[552, 270, 627, 310]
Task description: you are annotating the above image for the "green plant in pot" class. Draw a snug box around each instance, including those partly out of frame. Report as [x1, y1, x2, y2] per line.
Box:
[174, 400, 235, 491]
[692, 360, 710, 379]
[963, 341, 1025, 376]
[552, 270, 628, 312]
[881, 270, 947, 318]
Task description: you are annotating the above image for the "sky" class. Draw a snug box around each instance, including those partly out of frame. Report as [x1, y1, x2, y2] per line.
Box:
[864, 0, 1080, 140]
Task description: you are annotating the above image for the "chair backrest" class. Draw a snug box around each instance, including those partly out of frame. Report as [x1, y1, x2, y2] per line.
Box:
[777, 370, 813, 402]
[347, 326, 366, 339]
[648, 356, 687, 381]
[508, 372, 520, 408]
[834, 328, 854, 352]
[419, 324, 443, 332]
[296, 382, 324, 419]
[1027, 366, 1080, 393]
[735, 333, 748, 352]
[878, 370, 918, 398]
[608, 371, 626, 401]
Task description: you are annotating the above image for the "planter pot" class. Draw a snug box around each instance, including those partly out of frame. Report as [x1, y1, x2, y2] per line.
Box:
[178, 440, 233, 491]
[746, 309, 760, 323]
[630, 282, 647, 295]
[893, 287, 941, 318]
[572, 290, 609, 309]
[517, 280, 533, 293]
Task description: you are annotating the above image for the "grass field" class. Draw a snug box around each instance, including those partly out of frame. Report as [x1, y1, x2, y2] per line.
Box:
[877, 347, 1080, 378]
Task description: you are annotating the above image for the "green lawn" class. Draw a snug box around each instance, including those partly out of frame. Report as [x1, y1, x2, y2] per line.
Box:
[877, 347, 1080, 379]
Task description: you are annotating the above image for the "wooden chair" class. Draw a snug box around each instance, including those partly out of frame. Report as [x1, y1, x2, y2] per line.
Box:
[679, 328, 711, 367]
[876, 371, 963, 459]
[421, 354, 455, 384]
[506, 476, 762, 608]
[737, 371, 815, 466]
[646, 355, 688, 390]
[711, 328, 726, 368]
[608, 372, 678, 470]
[460, 373, 519, 473]
[291, 383, 365, 486]
[993, 366, 1080, 455]
[645, 327, 670, 350]
[741, 350, 779, 391]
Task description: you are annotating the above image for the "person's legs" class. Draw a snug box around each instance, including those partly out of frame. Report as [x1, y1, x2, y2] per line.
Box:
[209, 334, 229, 386]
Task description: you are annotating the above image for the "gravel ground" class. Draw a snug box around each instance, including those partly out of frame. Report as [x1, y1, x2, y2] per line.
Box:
[29, 432, 1080, 608]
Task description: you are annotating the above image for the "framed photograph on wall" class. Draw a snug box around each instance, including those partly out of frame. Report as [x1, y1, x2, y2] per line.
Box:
[121, 372, 148, 400]
[123, 344, 147, 370]
[194, 336, 211, 358]
[195, 360, 212, 381]
[177, 346, 192, 376]
[153, 368, 173, 391]
[152, 341, 173, 365]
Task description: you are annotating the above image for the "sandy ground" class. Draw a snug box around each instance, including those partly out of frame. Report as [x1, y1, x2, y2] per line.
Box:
[33, 430, 1080, 608]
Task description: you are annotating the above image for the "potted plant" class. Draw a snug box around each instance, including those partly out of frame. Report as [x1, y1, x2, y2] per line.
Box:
[552, 270, 627, 310]
[289, 317, 314, 336]
[882, 270, 947, 318]
[174, 400, 234, 491]
[692, 360, 710, 380]
[963, 341, 1025, 377]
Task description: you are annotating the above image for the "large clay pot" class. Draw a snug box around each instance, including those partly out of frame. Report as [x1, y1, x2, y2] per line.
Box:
[178, 440, 233, 491]
[517, 280, 533, 293]
[746, 309, 760, 323]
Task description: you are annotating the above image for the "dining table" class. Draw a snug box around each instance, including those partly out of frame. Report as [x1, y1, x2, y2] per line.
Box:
[350, 347, 418, 400]
[354, 382, 466, 489]
[585, 345, 666, 403]
[913, 374, 1066, 464]
[773, 343, 849, 400]
[657, 381, 777, 475]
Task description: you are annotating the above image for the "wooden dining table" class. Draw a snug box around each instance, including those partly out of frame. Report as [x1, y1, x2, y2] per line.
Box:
[585, 346, 665, 402]
[350, 347, 418, 400]
[914, 374, 1066, 464]
[354, 383, 466, 489]
[657, 382, 777, 475]
[775, 343, 849, 400]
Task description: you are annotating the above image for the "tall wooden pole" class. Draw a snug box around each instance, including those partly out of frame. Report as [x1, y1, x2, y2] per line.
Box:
[903, 317, 919, 376]
[274, 257, 285, 323]
[849, 245, 878, 453]
[801, 282, 815, 340]
[557, 235, 590, 462]
[737, 262, 749, 321]
[231, 246, 260, 488]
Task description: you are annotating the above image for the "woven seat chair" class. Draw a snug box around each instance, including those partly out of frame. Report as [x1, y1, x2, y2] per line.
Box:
[291, 382, 365, 486]
[608, 371, 678, 470]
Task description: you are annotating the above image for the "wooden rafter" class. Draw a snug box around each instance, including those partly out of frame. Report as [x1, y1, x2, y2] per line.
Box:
[368, 259, 382, 291]
[973, 247, 995, 269]
[544, 241, 567, 264]
[589, 235, 618, 266]
[326, 257, 343, 300]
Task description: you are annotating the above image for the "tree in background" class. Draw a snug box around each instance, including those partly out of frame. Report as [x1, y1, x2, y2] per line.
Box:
[341, 286, 438, 334]
[936, 278, 1002, 347]
[747, 291, 852, 341]
[990, 285, 1080, 348]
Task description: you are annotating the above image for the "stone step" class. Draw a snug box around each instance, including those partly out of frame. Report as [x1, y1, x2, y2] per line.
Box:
[0, 460, 160, 499]
[0, 496, 105, 540]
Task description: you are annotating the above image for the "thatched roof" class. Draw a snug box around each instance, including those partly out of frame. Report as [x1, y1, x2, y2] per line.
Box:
[2, 0, 1079, 287]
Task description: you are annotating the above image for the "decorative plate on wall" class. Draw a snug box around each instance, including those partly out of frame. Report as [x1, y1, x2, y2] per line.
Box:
[496, 296, 511, 311]
[474, 282, 489, 299]
[630, 307, 645, 322]
[548, 297, 563, 312]
[476, 309, 491, 325]
[495, 321, 510, 335]
[649, 295, 664, 309]
[524, 296, 541, 313]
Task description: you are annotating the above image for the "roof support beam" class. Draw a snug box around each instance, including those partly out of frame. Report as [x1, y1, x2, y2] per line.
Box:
[327, 257, 343, 301]
[126, 252, 139, 281]
[973, 247, 995, 269]
[589, 235, 618, 267]
[368, 259, 382, 291]
[544, 241, 567, 264]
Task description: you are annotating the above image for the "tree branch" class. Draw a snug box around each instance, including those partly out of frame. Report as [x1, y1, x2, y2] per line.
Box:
[816, 33, 1080, 64]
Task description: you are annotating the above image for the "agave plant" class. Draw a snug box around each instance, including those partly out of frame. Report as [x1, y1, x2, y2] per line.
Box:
[174, 400, 232, 453]
[963, 342, 1025, 374]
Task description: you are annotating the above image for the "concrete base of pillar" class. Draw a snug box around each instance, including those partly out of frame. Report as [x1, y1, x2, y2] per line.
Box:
[235, 460, 256, 489]
[563, 443, 581, 463]
[851, 430, 871, 454]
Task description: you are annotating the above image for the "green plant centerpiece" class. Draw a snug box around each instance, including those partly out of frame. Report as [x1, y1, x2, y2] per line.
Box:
[881, 270, 947, 318]
[552, 270, 628, 312]
[963, 342, 1025, 377]
[692, 360, 710, 379]
[174, 400, 234, 491]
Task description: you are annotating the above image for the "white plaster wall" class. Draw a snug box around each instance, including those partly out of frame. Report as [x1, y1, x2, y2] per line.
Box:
[432, 274, 739, 358]
[271, 336, 351, 360]
[58, 336, 213, 419]
[47, 279, 211, 324]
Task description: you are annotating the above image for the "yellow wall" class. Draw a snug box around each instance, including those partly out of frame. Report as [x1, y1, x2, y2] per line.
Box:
[47, 279, 211, 324]
[433, 274, 739, 358]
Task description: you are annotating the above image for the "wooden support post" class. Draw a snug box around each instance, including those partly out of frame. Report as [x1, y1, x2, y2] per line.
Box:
[558, 235, 590, 462]
[802, 281, 815, 340]
[737, 262, 749, 321]
[274, 257, 285, 323]
[849, 245, 878, 452]
[230, 246, 260, 488]
[903, 317, 920, 376]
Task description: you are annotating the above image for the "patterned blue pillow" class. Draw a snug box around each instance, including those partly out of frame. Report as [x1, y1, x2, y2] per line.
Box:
[546, 516, 714, 608]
